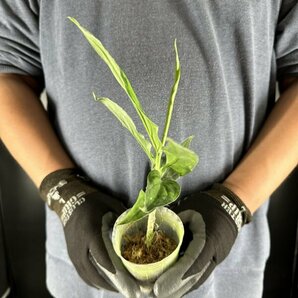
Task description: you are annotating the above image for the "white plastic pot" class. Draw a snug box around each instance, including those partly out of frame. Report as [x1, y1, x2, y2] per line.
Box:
[112, 206, 184, 282]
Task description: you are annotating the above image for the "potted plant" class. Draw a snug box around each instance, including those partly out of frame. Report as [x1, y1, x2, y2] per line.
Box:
[69, 17, 199, 282]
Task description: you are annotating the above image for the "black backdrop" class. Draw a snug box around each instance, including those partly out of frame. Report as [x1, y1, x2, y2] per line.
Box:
[0, 187, 10, 297]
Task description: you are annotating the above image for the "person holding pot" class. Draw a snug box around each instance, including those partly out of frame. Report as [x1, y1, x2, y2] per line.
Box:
[0, 1, 297, 298]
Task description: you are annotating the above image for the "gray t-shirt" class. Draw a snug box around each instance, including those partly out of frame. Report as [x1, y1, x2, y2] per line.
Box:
[1, 1, 298, 297]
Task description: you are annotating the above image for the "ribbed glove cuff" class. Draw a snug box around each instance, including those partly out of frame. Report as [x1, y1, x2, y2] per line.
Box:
[39, 168, 97, 225]
[204, 183, 252, 231]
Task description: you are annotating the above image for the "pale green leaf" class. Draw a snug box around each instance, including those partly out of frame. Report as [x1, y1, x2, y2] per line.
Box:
[181, 135, 194, 148]
[145, 170, 180, 209]
[117, 190, 148, 225]
[163, 138, 199, 176]
[117, 170, 181, 225]
[68, 17, 162, 153]
[161, 135, 195, 179]
[161, 39, 181, 146]
[94, 95, 153, 163]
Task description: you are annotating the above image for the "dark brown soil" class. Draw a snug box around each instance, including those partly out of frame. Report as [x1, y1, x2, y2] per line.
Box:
[122, 230, 177, 264]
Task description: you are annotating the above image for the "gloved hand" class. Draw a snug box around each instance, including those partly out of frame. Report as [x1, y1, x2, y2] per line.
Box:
[153, 183, 252, 298]
[39, 168, 140, 295]
[98, 212, 156, 298]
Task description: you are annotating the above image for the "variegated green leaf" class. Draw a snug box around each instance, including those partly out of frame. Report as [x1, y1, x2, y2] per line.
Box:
[94, 95, 153, 163]
[163, 138, 199, 176]
[161, 39, 181, 145]
[68, 17, 162, 153]
[117, 190, 148, 225]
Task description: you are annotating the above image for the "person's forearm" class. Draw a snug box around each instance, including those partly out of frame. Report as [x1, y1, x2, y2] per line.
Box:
[223, 77, 298, 214]
[0, 74, 75, 187]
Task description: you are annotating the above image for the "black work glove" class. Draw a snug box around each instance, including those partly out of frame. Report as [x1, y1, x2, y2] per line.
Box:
[39, 168, 128, 292]
[153, 183, 252, 297]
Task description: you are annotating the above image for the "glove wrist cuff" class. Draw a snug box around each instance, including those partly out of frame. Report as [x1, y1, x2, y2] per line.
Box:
[204, 183, 252, 231]
[39, 168, 96, 225]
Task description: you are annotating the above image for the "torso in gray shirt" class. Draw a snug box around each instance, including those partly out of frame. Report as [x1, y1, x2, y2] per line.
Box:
[1, 1, 297, 297]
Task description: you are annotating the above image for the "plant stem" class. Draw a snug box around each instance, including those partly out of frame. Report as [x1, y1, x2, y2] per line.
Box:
[145, 208, 156, 248]
[154, 151, 162, 171]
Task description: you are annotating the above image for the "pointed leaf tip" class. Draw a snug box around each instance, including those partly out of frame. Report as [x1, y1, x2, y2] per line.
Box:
[67, 16, 77, 25]
[92, 92, 98, 101]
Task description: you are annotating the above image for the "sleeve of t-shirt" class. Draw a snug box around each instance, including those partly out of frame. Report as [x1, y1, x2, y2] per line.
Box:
[274, 0, 298, 80]
[0, 0, 44, 81]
